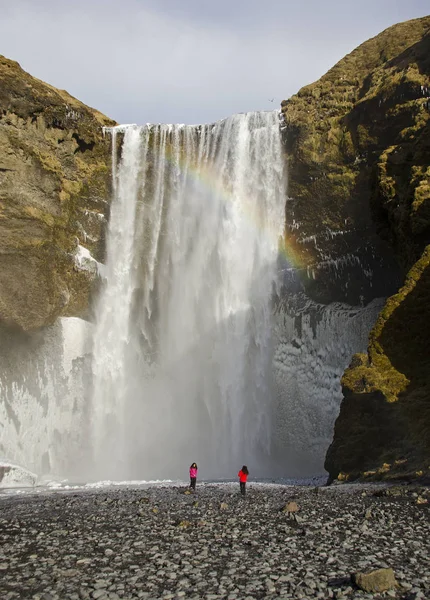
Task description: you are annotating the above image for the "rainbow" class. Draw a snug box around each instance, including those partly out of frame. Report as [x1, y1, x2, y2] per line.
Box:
[158, 134, 309, 275]
[106, 122, 311, 276]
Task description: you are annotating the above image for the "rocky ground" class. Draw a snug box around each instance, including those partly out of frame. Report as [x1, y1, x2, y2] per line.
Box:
[0, 483, 429, 600]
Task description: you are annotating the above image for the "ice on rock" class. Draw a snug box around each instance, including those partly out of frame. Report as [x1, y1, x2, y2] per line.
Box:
[74, 244, 105, 277]
[0, 460, 37, 488]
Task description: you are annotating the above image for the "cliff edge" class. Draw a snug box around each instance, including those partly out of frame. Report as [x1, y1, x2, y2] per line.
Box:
[0, 56, 116, 330]
[281, 16, 430, 306]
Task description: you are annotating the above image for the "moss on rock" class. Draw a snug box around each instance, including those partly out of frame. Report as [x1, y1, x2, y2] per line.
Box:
[325, 246, 430, 482]
[281, 16, 430, 304]
[0, 55, 116, 330]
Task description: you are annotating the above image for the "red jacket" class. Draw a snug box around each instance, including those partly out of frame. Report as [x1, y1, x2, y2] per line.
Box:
[238, 470, 248, 482]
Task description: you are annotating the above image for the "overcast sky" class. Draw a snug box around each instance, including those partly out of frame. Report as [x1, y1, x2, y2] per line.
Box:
[0, 0, 428, 125]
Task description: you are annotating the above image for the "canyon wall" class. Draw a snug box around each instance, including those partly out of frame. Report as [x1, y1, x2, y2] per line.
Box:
[280, 16, 430, 481]
[0, 57, 115, 476]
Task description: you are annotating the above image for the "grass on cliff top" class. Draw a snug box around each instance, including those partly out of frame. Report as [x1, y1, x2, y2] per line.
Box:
[0, 54, 115, 127]
[283, 16, 430, 111]
[281, 15, 430, 154]
[316, 16, 430, 90]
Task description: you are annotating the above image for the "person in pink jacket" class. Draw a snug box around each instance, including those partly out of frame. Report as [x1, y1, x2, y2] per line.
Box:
[189, 462, 198, 490]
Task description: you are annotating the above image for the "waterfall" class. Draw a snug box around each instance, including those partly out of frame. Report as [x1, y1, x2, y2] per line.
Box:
[90, 112, 286, 480]
[0, 111, 385, 483]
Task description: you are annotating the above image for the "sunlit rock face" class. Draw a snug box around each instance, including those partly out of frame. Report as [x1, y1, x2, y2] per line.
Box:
[279, 16, 430, 307]
[0, 54, 114, 480]
[0, 54, 114, 331]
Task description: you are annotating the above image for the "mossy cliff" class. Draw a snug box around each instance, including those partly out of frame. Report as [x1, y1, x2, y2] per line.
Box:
[281, 16, 430, 305]
[0, 56, 116, 330]
[325, 247, 430, 482]
[284, 16, 430, 481]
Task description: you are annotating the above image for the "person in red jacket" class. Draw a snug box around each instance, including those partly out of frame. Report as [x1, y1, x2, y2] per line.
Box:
[238, 465, 249, 496]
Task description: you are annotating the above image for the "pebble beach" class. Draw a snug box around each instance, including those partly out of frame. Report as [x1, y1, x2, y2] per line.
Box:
[0, 482, 429, 600]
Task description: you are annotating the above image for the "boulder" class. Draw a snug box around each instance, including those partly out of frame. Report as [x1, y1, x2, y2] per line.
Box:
[282, 501, 299, 513]
[352, 568, 398, 593]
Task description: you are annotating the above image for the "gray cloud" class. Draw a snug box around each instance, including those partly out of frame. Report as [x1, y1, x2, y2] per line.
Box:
[0, 0, 428, 124]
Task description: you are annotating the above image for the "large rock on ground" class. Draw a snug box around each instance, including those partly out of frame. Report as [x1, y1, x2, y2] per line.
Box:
[0, 55, 116, 330]
[353, 568, 398, 593]
[0, 461, 37, 487]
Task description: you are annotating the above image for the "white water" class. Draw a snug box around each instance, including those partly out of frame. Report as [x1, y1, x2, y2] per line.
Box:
[90, 113, 286, 480]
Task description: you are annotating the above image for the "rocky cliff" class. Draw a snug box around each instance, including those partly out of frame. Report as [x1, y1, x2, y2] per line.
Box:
[325, 247, 430, 482]
[281, 16, 430, 481]
[281, 16, 430, 306]
[0, 56, 115, 331]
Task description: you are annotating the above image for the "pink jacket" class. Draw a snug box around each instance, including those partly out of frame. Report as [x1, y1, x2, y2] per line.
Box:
[190, 467, 197, 478]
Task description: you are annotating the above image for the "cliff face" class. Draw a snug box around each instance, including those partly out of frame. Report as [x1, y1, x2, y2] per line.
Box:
[291, 17, 430, 481]
[0, 56, 115, 331]
[325, 248, 430, 481]
[281, 16, 430, 305]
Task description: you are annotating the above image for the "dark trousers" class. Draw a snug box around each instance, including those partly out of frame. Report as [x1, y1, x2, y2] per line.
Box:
[240, 481, 246, 496]
[190, 477, 196, 490]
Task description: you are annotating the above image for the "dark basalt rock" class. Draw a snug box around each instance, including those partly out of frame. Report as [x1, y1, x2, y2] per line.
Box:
[326, 248, 430, 482]
[280, 16, 430, 306]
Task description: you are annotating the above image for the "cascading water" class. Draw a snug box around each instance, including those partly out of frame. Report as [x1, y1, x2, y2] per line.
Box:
[90, 112, 286, 480]
[0, 110, 386, 483]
